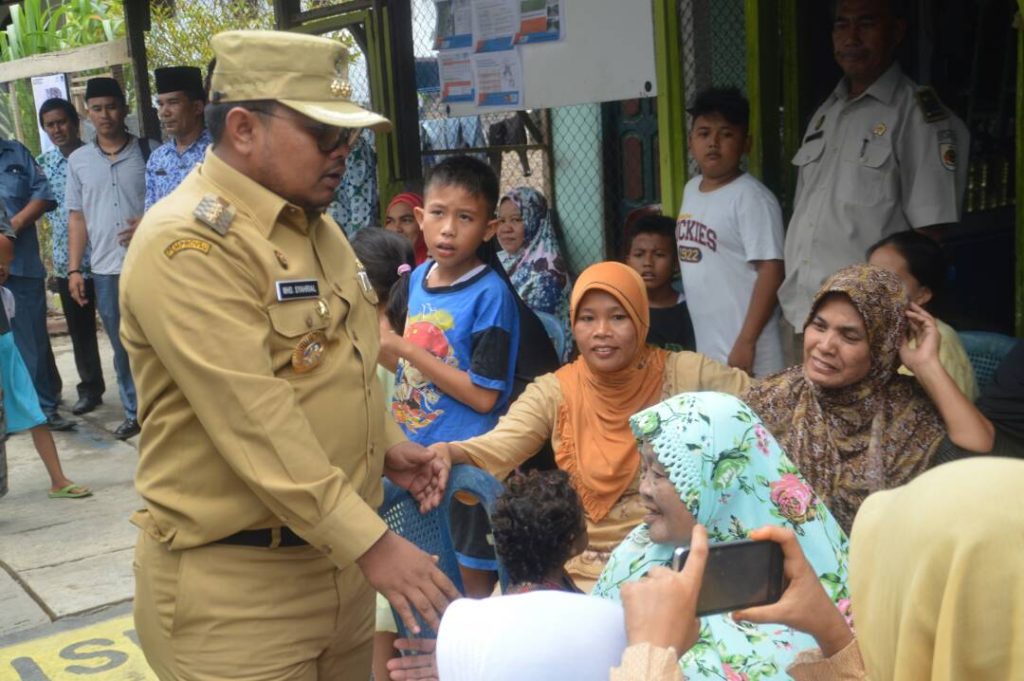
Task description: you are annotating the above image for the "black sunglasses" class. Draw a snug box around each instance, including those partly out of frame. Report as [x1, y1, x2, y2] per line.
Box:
[254, 109, 360, 154]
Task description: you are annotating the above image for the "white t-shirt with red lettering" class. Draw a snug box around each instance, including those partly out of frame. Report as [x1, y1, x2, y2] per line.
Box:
[677, 172, 785, 377]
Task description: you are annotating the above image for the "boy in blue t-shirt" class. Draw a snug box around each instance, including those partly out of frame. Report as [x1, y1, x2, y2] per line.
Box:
[381, 156, 519, 595]
[385, 156, 519, 442]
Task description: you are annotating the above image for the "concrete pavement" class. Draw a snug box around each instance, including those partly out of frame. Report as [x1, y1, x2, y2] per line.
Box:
[0, 328, 152, 678]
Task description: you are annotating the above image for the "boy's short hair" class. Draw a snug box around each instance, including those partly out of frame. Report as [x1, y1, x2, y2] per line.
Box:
[624, 213, 676, 256]
[424, 155, 500, 216]
[491, 470, 584, 586]
[687, 86, 750, 133]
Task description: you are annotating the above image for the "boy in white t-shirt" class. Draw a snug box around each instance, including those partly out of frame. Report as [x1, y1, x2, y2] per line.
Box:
[677, 87, 785, 377]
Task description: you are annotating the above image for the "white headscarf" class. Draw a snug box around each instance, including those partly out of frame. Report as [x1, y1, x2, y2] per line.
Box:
[437, 591, 628, 681]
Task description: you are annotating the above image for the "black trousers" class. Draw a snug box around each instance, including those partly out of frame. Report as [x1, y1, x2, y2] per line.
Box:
[56, 276, 105, 400]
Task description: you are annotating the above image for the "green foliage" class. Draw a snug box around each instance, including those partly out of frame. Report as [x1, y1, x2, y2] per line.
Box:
[0, 0, 123, 60]
[148, 0, 274, 71]
[148, 0, 358, 76]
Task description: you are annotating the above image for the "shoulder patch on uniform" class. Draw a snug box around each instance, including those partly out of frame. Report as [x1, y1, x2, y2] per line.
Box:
[193, 194, 235, 236]
[164, 238, 212, 258]
[938, 129, 958, 171]
[915, 86, 949, 124]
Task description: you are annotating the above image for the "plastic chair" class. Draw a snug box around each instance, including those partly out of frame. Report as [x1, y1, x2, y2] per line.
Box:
[535, 311, 567, 360]
[379, 464, 508, 638]
[958, 330, 1019, 394]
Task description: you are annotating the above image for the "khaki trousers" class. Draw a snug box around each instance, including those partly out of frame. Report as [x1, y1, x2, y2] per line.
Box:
[133, 531, 373, 681]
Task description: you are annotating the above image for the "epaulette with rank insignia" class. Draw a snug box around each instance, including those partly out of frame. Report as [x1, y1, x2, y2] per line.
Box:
[915, 86, 949, 124]
[193, 194, 235, 236]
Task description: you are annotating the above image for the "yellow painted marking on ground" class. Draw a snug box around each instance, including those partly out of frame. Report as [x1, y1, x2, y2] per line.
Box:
[0, 614, 157, 680]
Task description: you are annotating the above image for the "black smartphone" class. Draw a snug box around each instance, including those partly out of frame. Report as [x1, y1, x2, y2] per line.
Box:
[672, 538, 785, 617]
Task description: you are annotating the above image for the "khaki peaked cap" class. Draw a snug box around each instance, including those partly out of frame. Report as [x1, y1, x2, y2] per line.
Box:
[209, 30, 392, 132]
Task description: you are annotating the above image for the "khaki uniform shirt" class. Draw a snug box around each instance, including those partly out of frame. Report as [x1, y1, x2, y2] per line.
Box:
[121, 149, 404, 568]
[779, 63, 969, 326]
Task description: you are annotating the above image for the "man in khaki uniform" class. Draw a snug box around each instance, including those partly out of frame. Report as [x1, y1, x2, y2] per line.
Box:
[779, 0, 968, 330]
[122, 30, 458, 680]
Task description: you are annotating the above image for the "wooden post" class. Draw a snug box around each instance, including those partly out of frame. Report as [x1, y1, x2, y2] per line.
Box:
[123, 1, 158, 140]
[1016, 11, 1024, 335]
[384, 0, 422, 185]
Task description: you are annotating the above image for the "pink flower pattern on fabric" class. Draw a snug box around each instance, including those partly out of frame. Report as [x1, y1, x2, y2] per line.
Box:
[723, 663, 750, 681]
[754, 424, 771, 455]
[769, 473, 818, 525]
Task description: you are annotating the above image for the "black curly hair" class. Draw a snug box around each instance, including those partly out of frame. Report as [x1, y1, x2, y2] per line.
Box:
[491, 470, 585, 586]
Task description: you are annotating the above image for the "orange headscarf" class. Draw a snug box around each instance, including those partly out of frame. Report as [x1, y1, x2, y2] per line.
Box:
[554, 262, 669, 522]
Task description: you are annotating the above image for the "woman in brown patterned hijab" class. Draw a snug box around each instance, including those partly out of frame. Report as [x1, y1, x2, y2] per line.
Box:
[745, 264, 993, 532]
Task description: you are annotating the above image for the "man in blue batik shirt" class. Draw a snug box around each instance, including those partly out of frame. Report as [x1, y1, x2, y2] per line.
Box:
[38, 98, 106, 417]
[0, 136, 75, 430]
[144, 66, 210, 211]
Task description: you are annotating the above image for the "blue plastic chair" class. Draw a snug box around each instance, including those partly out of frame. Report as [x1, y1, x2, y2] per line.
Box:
[379, 464, 508, 638]
[958, 331, 1019, 394]
[535, 311, 567, 361]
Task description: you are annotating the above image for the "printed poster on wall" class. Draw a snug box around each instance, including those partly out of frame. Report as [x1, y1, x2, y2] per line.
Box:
[473, 50, 523, 107]
[31, 73, 69, 155]
[439, 50, 476, 103]
[434, 0, 472, 50]
[515, 0, 563, 44]
[473, 0, 518, 52]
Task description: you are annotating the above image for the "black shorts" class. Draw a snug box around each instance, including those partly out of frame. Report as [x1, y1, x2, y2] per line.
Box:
[449, 497, 497, 571]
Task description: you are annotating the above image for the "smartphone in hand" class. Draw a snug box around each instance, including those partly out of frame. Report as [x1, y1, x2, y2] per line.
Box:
[673, 538, 785, 617]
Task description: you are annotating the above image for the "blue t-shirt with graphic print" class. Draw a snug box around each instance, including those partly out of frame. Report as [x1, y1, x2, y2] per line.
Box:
[392, 262, 519, 446]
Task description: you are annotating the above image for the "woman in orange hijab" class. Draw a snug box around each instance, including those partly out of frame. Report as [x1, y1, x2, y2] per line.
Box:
[384, 192, 428, 264]
[436, 262, 750, 590]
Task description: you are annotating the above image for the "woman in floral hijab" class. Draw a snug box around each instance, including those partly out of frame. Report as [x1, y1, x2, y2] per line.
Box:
[593, 391, 850, 681]
[497, 187, 572, 360]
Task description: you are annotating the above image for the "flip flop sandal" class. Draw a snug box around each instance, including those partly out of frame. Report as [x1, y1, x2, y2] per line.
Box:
[48, 484, 93, 499]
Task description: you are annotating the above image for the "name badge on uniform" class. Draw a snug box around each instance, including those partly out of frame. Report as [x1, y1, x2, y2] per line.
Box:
[276, 279, 320, 301]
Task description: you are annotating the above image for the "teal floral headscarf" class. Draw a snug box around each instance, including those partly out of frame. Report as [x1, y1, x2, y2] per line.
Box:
[593, 392, 850, 681]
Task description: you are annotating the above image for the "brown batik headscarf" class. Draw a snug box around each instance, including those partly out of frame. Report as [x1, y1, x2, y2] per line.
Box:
[744, 264, 946, 533]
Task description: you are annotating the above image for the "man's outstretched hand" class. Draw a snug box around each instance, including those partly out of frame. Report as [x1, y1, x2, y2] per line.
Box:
[384, 441, 450, 513]
[357, 531, 459, 636]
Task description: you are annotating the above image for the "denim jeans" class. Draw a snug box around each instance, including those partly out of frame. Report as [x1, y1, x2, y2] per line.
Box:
[92, 273, 136, 419]
[5, 275, 61, 414]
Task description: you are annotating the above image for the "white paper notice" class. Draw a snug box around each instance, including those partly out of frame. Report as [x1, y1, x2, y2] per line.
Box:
[473, 0, 519, 52]
[438, 50, 475, 103]
[31, 74, 69, 155]
[473, 50, 523, 107]
[516, 0, 563, 44]
[435, 0, 472, 50]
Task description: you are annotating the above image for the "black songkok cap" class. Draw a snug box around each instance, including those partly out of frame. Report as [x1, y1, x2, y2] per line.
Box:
[84, 77, 124, 101]
[154, 66, 205, 99]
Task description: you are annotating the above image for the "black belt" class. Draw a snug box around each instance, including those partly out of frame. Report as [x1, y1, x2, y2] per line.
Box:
[215, 527, 308, 548]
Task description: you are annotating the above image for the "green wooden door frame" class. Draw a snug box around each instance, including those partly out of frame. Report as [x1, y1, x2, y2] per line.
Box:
[745, 0, 783, 199]
[653, 0, 687, 216]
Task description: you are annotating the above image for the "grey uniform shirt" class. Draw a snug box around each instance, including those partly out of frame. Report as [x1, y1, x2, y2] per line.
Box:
[66, 137, 155, 276]
[778, 62, 969, 326]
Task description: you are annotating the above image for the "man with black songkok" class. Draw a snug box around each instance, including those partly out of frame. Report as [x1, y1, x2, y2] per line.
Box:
[145, 66, 210, 211]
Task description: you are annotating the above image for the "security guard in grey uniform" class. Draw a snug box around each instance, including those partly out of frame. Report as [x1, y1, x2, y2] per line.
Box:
[123, 30, 458, 680]
[779, 0, 969, 329]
